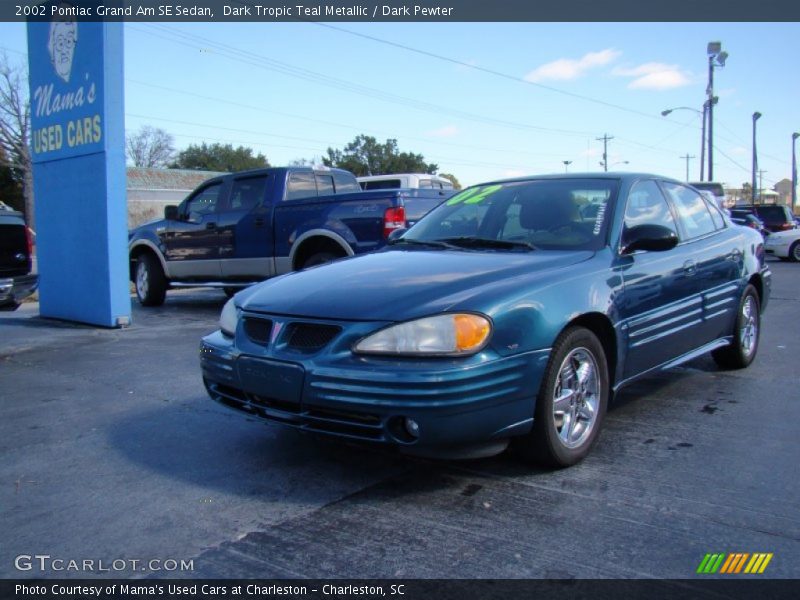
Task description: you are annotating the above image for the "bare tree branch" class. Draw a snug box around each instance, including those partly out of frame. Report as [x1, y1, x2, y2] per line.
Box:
[0, 52, 34, 227]
[126, 125, 175, 168]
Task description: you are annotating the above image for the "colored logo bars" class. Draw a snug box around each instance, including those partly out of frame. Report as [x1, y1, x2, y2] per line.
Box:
[697, 553, 773, 574]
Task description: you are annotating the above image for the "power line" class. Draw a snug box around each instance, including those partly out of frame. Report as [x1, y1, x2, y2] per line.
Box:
[125, 79, 574, 160]
[132, 24, 598, 139]
[308, 21, 666, 122]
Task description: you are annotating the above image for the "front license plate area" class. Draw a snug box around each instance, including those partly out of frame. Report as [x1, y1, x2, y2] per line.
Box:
[236, 357, 304, 404]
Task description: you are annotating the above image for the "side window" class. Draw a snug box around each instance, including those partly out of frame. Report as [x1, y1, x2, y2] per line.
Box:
[185, 183, 222, 221]
[623, 180, 677, 237]
[704, 197, 726, 230]
[228, 176, 268, 211]
[661, 182, 717, 239]
[333, 171, 361, 193]
[315, 174, 334, 196]
[285, 172, 317, 201]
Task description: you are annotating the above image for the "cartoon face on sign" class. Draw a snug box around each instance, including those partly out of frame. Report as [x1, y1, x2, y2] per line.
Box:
[47, 13, 78, 83]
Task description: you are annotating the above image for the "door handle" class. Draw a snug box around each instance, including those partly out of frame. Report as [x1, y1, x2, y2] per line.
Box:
[206, 222, 217, 230]
[683, 260, 697, 276]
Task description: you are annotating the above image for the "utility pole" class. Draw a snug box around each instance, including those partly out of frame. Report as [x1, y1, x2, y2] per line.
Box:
[681, 154, 695, 182]
[758, 170, 767, 204]
[596, 134, 614, 172]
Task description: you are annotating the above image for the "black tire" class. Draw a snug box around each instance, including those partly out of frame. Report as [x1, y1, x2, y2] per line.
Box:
[302, 252, 339, 269]
[134, 253, 167, 306]
[0, 302, 21, 311]
[223, 287, 238, 298]
[789, 241, 800, 263]
[513, 326, 609, 468]
[712, 284, 760, 369]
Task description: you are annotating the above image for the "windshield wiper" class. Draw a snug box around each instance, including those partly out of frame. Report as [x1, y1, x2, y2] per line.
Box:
[389, 238, 459, 250]
[436, 237, 536, 251]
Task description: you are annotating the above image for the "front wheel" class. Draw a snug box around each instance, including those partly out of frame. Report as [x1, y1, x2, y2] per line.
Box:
[513, 326, 609, 468]
[712, 284, 760, 369]
[135, 253, 167, 306]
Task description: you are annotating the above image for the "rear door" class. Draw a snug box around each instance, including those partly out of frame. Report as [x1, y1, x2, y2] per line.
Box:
[218, 174, 275, 279]
[660, 181, 742, 343]
[164, 180, 226, 279]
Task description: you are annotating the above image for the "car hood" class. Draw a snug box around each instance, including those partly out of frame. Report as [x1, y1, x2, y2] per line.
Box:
[239, 248, 594, 321]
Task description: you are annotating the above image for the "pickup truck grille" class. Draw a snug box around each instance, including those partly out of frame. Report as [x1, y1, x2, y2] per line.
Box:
[285, 323, 341, 351]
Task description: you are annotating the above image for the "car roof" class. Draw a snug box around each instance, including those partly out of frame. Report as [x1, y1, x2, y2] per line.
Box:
[472, 172, 682, 187]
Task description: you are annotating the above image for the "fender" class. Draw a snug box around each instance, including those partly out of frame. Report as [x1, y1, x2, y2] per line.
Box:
[128, 238, 170, 277]
[289, 229, 355, 269]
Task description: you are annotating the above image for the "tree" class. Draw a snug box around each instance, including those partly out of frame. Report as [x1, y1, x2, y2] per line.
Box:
[323, 135, 437, 176]
[171, 142, 269, 172]
[126, 126, 175, 168]
[0, 53, 33, 227]
[439, 173, 462, 190]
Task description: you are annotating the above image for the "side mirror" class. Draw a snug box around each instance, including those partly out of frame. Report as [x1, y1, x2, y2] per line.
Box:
[622, 224, 679, 254]
[164, 205, 179, 220]
[387, 228, 408, 244]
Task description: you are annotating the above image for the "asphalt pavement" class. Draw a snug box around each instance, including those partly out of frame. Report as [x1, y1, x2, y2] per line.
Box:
[1, 259, 798, 579]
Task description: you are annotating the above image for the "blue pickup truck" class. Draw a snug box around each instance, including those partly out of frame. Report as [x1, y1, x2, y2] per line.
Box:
[128, 166, 452, 305]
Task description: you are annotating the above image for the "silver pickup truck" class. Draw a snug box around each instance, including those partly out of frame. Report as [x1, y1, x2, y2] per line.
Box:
[0, 207, 38, 310]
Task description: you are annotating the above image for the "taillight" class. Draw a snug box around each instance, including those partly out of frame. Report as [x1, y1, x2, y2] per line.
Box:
[383, 206, 406, 238]
[25, 225, 33, 257]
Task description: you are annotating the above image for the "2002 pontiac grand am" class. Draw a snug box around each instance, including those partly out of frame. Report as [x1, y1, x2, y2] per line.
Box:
[200, 173, 770, 467]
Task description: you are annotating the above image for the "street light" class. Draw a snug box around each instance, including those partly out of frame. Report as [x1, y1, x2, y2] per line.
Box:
[563, 160, 572, 173]
[608, 160, 629, 169]
[706, 41, 728, 182]
[752, 112, 762, 204]
[661, 103, 713, 181]
[792, 133, 799, 213]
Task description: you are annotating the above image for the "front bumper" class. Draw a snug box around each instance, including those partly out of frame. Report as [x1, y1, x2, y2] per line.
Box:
[200, 327, 549, 449]
[0, 274, 38, 307]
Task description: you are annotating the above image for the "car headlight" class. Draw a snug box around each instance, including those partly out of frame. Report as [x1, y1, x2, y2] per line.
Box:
[354, 313, 491, 356]
[219, 298, 239, 337]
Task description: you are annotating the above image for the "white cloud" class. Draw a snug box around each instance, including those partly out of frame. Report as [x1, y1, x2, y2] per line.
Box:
[612, 62, 691, 90]
[524, 49, 621, 83]
[427, 125, 460, 138]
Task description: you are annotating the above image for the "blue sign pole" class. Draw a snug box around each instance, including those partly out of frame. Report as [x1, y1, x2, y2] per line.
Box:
[27, 16, 130, 327]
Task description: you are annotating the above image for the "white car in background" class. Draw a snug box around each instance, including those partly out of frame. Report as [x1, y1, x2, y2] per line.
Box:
[764, 228, 800, 261]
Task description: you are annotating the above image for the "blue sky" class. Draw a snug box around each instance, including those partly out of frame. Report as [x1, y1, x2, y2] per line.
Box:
[2, 21, 798, 189]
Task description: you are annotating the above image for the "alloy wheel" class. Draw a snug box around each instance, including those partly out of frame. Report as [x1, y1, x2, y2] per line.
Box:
[552, 347, 600, 449]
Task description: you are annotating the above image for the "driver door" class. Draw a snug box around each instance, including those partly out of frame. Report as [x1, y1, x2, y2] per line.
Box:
[164, 181, 226, 280]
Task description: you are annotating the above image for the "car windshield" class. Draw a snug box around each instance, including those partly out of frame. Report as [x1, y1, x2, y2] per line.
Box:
[403, 178, 618, 251]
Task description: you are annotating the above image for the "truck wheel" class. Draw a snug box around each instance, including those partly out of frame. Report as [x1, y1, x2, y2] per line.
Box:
[712, 285, 760, 369]
[135, 253, 167, 306]
[513, 326, 609, 468]
[0, 302, 21, 311]
[302, 252, 339, 269]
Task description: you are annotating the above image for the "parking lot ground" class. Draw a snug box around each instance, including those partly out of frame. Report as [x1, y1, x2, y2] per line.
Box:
[1, 260, 799, 579]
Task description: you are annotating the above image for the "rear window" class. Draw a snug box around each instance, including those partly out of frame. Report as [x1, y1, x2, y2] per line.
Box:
[690, 182, 725, 198]
[755, 205, 791, 222]
[362, 179, 402, 190]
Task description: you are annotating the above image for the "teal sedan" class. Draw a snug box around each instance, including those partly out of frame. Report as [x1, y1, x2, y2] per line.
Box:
[201, 174, 770, 467]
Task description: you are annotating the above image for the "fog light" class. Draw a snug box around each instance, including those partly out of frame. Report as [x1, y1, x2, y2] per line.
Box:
[404, 418, 420, 438]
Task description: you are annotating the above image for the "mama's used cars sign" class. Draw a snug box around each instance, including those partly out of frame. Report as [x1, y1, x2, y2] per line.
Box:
[28, 7, 104, 161]
[26, 4, 130, 328]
